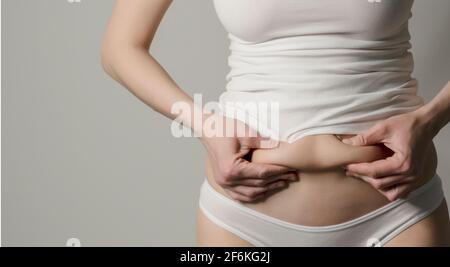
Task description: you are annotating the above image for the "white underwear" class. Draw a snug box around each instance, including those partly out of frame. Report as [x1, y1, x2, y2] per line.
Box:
[198, 174, 444, 247]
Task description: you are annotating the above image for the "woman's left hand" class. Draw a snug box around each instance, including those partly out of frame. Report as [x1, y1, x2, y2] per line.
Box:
[342, 109, 436, 202]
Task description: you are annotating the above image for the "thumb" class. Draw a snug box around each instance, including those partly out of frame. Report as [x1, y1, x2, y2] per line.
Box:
[342, 124, 385, 146]
[240, 136, 279, 149]
[237, 121, 279, 149]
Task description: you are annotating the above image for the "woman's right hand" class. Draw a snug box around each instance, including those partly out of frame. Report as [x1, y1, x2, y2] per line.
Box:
[200, 116, 300, 202]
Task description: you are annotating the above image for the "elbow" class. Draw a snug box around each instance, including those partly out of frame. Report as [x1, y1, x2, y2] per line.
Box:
[100, 39, 149, 78]
[100, 41, 115, 77]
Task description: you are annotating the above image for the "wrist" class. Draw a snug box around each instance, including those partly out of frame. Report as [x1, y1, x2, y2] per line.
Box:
[413, 104, 444, 138]
[197, 112, 222, 148]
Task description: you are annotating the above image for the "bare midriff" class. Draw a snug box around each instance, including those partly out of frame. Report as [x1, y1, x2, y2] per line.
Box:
[204, 133, 438, 226]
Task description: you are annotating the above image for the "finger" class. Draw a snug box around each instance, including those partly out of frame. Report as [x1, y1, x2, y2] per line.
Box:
[231, 172, 299, 187]
[346, 155, 402, 178]
[357, 174, 412, 190]
[234, 121, 266, 147]
[379, 183, 412, 202]
[232, 180, 287, 197]
[224, 189, 258, 202]
[230, 185, 268, 200]
[234, 120, 279, 149]
[225, 186, 268, 202]
[265, 179, 289, 192]
[266, 172, 299, 184]
[239, 136, 279, 149]
[233, 160, 297, 180]
[342, 123, 386, 146]
[227, 180, 288, 202]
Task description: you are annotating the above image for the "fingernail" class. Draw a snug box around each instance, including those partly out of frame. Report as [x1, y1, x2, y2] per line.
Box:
[342, 138, 353, 145]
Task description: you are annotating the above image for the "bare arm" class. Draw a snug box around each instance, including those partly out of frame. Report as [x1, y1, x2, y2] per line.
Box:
[100, 0, 298, 202]
[101, 0, 201, 130]
[417, 81, 450, 137]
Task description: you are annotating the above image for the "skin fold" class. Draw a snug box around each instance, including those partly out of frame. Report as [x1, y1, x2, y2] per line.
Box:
[251, 134, 394, 171]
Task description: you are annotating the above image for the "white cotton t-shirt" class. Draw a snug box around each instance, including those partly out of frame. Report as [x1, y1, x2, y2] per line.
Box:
[213, 0, 424, 143]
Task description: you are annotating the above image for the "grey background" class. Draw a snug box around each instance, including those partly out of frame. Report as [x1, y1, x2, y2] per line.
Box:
[2, 0, 449, 246]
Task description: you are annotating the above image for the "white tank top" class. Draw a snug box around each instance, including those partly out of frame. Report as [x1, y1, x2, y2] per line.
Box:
[213, 0, 424, 143]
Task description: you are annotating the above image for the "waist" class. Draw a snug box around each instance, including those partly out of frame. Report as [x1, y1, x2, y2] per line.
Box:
[204, 134, 438, 226]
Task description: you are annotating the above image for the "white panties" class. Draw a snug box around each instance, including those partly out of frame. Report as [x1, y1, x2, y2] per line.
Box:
[198, 174, 444, 247]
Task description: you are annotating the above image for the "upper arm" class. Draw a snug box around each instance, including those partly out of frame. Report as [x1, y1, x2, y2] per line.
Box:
[102, 0, 173, 50]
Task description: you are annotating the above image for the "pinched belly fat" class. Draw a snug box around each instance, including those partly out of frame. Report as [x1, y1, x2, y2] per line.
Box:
[251, 134, 394, 171]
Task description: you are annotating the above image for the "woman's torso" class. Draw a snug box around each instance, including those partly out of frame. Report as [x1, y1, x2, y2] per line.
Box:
[206, 0, 437, 226]
[214, 0, 424, 143]
[205, 135, 437, 226]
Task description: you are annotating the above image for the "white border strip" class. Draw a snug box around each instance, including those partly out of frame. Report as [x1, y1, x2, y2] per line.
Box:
[1, 0, 3, 247]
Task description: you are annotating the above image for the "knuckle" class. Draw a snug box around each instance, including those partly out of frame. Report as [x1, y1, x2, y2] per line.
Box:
[270, 181, 286, 189]
[218, 166, 230, 179]
[245, 189, 257, 198]
[399, 159, 412, 173]
[220, 166, 238, 180]
[216, 175, 227, 186]
[229, 192, 246, 202]
[367, 170, 378, 178]
[239, 195, 252, 202]
[373, 123, 387, 135]
[257, 168, 269, 179]
[217, 174, 233, 187]
[241, 190, 255, 198]
[255, 180, 266, 186]
[250, 188, 265, 198]
[358, 135, 367, 145]
[266, 181, 278, 189]
[230, 194, 240, 201]
[226, 191, 239, 201]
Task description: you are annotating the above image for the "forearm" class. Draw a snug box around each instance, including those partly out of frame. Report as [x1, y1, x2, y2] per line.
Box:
[101, 45, 206, 135]
[416, 81, 450, 137]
